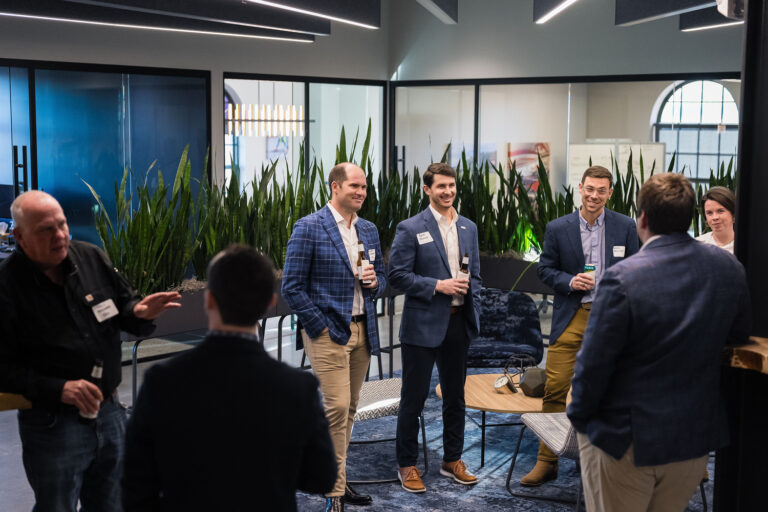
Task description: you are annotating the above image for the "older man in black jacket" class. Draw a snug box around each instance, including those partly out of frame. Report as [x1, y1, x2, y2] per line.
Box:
[0, 190, 180, 512]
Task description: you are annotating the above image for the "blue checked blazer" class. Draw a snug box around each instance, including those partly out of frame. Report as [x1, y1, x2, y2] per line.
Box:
[282, 205, 386, 355]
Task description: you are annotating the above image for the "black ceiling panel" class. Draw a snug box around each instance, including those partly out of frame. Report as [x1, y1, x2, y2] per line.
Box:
[679, 6, 742, 31]
[615, 0, 715, 26]
[63, 0, 330, 35]
[0, 0, 315, 41]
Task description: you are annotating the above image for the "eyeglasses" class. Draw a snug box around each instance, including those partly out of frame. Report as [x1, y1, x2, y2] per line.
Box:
[583, 186, 610, 196]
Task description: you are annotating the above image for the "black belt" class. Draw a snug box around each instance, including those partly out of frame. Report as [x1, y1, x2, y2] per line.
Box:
[351, 314, 366, 323]
[580, 302, 592, 310]
[450, 305, 463, 315]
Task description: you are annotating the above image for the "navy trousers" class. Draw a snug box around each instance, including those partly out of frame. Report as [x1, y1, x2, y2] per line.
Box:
[396, 312, 470, 467]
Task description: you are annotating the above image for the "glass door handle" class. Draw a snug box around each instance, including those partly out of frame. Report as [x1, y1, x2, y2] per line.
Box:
[12, 145, 28, 195]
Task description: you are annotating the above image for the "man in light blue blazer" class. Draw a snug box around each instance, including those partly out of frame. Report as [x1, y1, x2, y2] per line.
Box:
[568, 173, 750, 511]
[388, 163, 481, 494]
[282, 163, 386, 512]
[522, 166, 639, 486]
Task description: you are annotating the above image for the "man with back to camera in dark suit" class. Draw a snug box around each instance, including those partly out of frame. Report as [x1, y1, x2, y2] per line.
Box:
[521, 165, 639, 486]
[0, 190, 181, 512]
[388, 162, 482, 493]
[122, 245, 337, 511]
[282, 163, 387, 512]
[567, 173, 751, 511]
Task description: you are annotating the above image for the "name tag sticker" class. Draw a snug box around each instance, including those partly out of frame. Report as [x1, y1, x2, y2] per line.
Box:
[368, 248, 376, 262]
[92, 299, 119, 323]
[417, 232, 434, 245]
[613, 246, 626, 258]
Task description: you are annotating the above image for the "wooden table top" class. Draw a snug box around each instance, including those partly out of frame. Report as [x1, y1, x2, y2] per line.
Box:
[728, 337, 768, 375]
[437, 373, 543, 414]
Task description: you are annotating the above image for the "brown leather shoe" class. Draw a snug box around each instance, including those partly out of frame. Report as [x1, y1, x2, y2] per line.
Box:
[398, 466, 426, 493]
[520, 460, 558, 487]
[440, 459, 478, 485]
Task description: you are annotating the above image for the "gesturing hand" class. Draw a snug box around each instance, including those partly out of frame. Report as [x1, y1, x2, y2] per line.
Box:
[133, 291, 182, 319]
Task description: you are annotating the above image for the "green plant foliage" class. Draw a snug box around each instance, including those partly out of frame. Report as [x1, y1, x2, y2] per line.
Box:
[453, 151, 528, 255]
[514, 155, 575, 252]
[84, 147, 197, 295]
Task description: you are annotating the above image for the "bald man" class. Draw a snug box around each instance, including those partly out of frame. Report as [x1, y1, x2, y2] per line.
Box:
[282, 163, 387, 512]
[0, 191, 180, 512]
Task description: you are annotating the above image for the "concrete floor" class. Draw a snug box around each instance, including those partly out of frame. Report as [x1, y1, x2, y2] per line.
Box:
[0, 294, 553, 511]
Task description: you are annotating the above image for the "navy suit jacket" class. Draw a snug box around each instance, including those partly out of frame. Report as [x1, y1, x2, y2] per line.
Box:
[282, 205, 387, 354]
[388, 208, 481, 348]
[567, 233, 751, 466]
[537, 209, 638, 344]
[123, 333, 336, 511]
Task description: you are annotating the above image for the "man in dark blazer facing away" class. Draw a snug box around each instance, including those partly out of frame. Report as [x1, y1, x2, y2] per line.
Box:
[282, 162, 387, 511]
[123, 245, 336, 512]
[522, 165, 639, 486]
[388, 163, 482, 494]
[568, 173, 751, 511]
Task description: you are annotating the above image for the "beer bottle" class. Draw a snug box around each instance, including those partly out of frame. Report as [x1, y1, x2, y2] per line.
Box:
[357, 240, 372, 285]
[79, 359, 103, 424]
[458, 252, 470, 281]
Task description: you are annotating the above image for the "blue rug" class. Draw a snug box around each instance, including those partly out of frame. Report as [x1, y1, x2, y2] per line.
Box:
[296, 368, 713, 511]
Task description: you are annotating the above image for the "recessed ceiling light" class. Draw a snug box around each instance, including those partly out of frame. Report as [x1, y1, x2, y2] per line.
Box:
[247, 1, 378, 30]
[0, 12, 313, 42]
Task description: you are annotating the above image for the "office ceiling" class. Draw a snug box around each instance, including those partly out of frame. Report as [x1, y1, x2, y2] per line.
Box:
[0, 1, 743, 42]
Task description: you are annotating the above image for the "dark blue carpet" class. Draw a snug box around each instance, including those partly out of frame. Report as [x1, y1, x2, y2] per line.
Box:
[297, 368, 713, 511]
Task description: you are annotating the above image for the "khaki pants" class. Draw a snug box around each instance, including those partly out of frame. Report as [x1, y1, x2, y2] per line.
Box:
[538, 308, 589, 462]
[578, 433, 708, 512]
[302, 322, 370, 497]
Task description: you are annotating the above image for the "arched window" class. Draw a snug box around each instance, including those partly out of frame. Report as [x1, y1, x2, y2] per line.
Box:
[652, 80, 739, 182]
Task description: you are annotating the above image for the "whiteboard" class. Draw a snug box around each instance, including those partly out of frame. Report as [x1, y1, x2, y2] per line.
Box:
[567, 144, 614, 191]
[616, 144, 667, 180]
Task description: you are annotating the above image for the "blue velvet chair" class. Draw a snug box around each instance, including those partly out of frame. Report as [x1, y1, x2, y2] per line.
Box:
[467, 288, 544, 368]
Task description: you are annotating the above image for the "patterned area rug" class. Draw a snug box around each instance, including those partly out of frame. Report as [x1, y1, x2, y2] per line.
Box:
[296, 368, 712, 511]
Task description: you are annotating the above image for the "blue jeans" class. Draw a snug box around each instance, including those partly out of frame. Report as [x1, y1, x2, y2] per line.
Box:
[18, 400, 127, 512]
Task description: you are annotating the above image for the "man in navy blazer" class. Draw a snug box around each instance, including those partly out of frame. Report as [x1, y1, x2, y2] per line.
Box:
[388, 163, 481, 494]
[522, 166, 639, 486]
[282, 163, 386, 511]
[568, 173, 751, 511]
[123, 245, 336, 511]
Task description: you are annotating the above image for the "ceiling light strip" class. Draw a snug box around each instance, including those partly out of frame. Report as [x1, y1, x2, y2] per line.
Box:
[247, 1, 378, 30]
[536, 0, 580, 25]
[0, 12, 313, 42]
[681, 20, 744, 32]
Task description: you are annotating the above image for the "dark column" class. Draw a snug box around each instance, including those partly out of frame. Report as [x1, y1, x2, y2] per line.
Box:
[714, 1, 768, 510]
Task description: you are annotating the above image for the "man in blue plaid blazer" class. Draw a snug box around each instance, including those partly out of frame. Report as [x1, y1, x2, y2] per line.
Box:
[282, 163, 386, 512]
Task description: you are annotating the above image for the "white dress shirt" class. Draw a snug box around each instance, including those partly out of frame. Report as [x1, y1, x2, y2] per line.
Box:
[429, 204, 464, 306]
[327, 203, 365, 316]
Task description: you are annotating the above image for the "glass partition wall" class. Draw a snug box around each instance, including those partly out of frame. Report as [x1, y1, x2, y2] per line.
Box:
[392, 75, 741, 194]
[0, 63, 209, 243]
[223, 74, 385, 194]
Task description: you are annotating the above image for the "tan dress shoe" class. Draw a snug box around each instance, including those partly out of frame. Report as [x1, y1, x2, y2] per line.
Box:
[398, 466, 426, 493]
[440, 459, 478, 485]
[520, 460, 558, 487]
